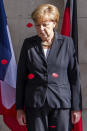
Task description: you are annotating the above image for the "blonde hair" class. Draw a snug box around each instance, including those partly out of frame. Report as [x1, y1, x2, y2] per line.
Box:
[31, 4, 60, 29]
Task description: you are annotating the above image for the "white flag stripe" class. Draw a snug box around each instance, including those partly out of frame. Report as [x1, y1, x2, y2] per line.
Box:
[4, 25, 17, 88]
[1, 81, 16, 109]
[1, 25, 17, 108]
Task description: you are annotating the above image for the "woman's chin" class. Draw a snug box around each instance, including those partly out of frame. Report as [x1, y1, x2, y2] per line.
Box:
[40, 36, 47, 41]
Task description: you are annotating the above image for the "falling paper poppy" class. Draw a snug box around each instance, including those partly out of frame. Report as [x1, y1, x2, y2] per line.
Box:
[48, 126, 56, 128]
[27, 73, 35, 79]
[26, 22, 33, 28]
[1, 59, 8, 65]
[52, 73, 59, 78]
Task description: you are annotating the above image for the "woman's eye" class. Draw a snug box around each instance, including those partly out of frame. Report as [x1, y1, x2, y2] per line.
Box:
[35, 24, 40, 27]
[43, 24, 46, 26]
[35, 23, 49, 28]
[44, 24, 49, 27]
[43, 24, 49, 28]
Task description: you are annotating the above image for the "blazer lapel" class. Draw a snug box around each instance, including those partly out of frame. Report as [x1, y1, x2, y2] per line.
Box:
[35, 36, 47, 64]
[47, 31, 63, 64]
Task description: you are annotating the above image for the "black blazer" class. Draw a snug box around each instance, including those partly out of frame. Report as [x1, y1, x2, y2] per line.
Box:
[16, 31, 82, 110]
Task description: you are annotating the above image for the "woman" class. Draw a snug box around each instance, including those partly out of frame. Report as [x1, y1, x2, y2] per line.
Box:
[16, 4, 82, 131]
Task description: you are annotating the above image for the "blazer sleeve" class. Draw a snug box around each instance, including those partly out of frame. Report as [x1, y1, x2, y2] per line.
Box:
[16, 39, 28, 110]
[68, 37, 82, 111]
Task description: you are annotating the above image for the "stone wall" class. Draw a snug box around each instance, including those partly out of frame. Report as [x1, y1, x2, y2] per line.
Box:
[0, 0, 87, 130]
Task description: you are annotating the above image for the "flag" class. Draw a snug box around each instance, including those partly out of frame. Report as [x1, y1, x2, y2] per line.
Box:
[61, 0, 78, 59]
[0, 0, 27, 130]
[61, 0, 83, 131]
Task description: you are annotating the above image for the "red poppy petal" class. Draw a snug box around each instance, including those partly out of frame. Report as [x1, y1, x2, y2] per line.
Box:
[1, 59, 8, 64]
[28, 73, 34, 79]
[52, 73, 59, 78]
[48, 126, 56, 128]
[26, 23, 33, 28]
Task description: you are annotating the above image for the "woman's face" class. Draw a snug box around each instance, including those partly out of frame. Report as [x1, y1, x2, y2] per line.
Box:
[34, 20, 56, 42]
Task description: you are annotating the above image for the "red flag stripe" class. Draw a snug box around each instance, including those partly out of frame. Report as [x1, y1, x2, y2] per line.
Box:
[61, 7, 71, 36]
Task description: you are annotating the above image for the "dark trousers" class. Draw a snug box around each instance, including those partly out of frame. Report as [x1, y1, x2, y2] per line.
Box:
[25, 99, 72, 131]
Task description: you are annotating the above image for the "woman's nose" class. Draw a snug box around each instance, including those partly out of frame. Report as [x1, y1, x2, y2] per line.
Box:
[40, 25, 44, 31]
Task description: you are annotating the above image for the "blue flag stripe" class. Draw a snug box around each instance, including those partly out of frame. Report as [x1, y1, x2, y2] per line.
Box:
[0, 0, 12, 80]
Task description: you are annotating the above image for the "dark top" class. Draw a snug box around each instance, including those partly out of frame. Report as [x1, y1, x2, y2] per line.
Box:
[16, 31, 82, 111]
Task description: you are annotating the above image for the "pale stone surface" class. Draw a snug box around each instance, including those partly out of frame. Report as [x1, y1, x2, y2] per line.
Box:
[79, 64, 87, 109]
[78, 19, 87, 63]
[3, 0, 64, 19]
[77, 0, 87, 17]
[0, 116, 10, 131]
[82, 110, 87, 131]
